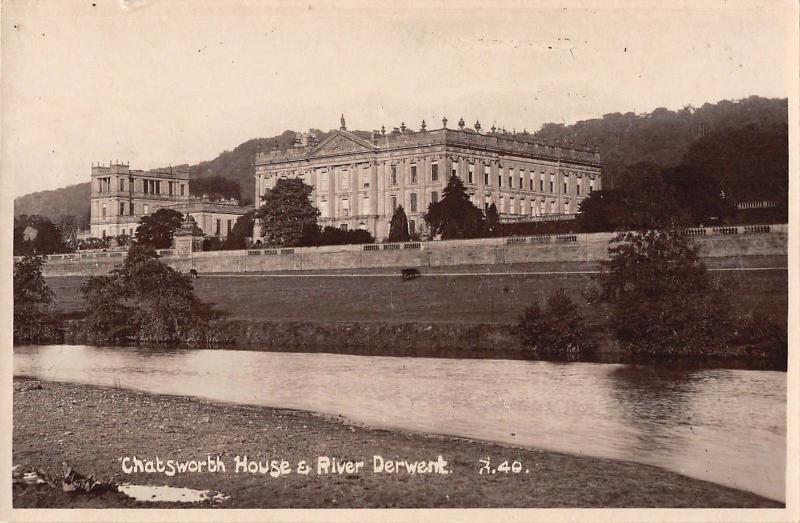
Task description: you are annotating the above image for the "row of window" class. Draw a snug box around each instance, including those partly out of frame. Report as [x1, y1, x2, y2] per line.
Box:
[318, 191, 571, 222]
[97, 177, 186, 196]
[310, 163, 594, 196]
[100, 202, 152, 218]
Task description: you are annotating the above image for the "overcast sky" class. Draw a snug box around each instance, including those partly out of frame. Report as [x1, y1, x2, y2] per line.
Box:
[2, 0, 796, 197]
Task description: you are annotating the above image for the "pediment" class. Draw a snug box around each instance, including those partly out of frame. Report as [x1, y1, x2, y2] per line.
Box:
[308, 131, 377, 158]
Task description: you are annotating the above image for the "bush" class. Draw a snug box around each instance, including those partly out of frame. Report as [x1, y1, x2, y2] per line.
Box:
[81, 245, 208, 343]
[597, 227, 735, 356]
[731, 314, 787, 363]
[517, 290, 596, 354]
[13, 255, 60, 343]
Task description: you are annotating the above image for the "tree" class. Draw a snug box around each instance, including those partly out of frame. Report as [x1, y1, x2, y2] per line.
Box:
[596, 227, 733, 355]
[485, 203, 500, 236]
[518, 290, 596, 354]
[256, 178, 319, 247]
[388, 205, 410, 242]
[134, 208, 185, 249]
[14, 255, 57, 343]
[81, 245, 205, 342]
[662, 165, 734, 225]
[424, 175, 485, 239]
[222, 210, 255, 250]
[13, 215, 68, 256]
[190, 176, 241, 201]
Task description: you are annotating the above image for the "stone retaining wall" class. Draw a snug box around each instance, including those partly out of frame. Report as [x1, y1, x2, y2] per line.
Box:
[32, 224, 788, 277]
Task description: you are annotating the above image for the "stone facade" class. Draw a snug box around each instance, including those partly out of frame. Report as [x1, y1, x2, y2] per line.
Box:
[254, 119, 602, 240]
[90, 163, 252, 239]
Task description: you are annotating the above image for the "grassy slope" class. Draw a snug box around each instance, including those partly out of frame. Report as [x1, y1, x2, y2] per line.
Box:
[46, 265, 787, 327]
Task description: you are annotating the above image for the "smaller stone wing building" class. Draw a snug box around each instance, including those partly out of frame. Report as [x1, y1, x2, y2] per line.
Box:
[90, 163, 252, 239]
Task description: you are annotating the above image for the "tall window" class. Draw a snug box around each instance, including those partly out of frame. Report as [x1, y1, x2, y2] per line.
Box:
[520, 173, 524, 189]
[340, 170, 350, 190]
[180, 184, 185, 196]
[410, 164, 417, 184]
[130, 203, 135, 215]
[391, 195, 398, 211]
[101, 204, 106, 218]
[342, 198, 350, 217]
[431, 191, 439, 203]
[360, 166, 370, 188]
[143, 180, 149, 194]
[319, 170, 329, 188]
[227, 220, 232, 235]
[499, 196, 505, 213]
[468, 164, 474, 184]
[431, 162, 439, 182]
[409, 220, 416, 235]
[362, 195, 371, 214]
[564, 181, 568, 194]
[155, 181, 161, 195]
[390, 164, 398, 186]
[410, 193, 418, 212]
[484, 195, 491, 210]
[451, 160, 458, 179]
[216, 219, 221, 235]
[510, 197, 516, 214]
[498, 175, 502, 187]
[510, 169, 515, 188]
[319, 196, 328, 217]
[530, 177, 534, 191]
[168, 181, 174, 196]
[484, 165, 490, 185]
[119, 202, 125, 215]
[576, 181, 581, 196]
[119, 178, 125, 191]
[540, 179, 544, 192]
[549, 174, 554, 193]
[589, 180, 594, 193]
[143, 204, 149, 214]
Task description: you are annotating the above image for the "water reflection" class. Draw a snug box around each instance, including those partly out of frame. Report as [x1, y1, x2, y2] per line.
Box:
[14, 344, 786, 502]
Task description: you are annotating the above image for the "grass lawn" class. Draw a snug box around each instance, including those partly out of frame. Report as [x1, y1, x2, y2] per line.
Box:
[46, 264, 787, 326]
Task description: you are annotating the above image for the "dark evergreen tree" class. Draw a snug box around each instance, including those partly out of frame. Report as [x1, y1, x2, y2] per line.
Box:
[424, 176, 485, 239]
[388, 205, 410, 242]
[485, 203, 500, 236]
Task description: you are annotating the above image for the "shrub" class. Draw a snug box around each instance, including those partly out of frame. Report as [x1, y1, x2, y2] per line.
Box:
[81, 245, 208, 343]
[597, 227, 735, 356]
[13, 255, 60, 343]
[731, 314, 787, 363]
[518, 290, 596, 354]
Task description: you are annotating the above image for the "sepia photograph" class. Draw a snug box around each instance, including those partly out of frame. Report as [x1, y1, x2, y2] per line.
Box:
[2, 0, 798, 521]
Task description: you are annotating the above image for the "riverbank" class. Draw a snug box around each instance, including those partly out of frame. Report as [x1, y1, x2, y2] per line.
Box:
[45, 264, 788, 367]
[12, 378, 782, 508]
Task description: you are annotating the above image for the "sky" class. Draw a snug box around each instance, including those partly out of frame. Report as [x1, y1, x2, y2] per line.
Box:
[2, 0, 797, 197]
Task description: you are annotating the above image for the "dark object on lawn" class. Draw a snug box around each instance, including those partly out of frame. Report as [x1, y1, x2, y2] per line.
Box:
[189, 269, 199, 279]
[401, 268, 420, 280]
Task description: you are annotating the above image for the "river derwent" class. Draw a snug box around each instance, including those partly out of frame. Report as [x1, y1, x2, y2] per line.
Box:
[14, 344, 786, 502]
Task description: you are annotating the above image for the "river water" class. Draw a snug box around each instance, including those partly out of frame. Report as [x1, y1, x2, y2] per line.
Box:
[14, 345, 786, 502]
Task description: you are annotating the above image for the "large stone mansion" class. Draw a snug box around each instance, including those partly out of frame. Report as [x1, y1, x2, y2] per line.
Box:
[254, 117, 602, 240]
[90, 163, 252, 239]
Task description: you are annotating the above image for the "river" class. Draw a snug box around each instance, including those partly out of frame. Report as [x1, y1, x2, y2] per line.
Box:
[14, 344, 786, 502]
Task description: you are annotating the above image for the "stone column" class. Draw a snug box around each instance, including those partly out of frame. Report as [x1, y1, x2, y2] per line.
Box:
[327, 167, 335, 222]
[370, 160, 379, 234]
